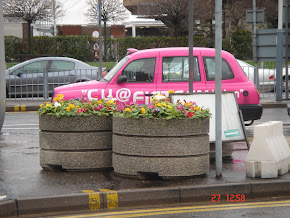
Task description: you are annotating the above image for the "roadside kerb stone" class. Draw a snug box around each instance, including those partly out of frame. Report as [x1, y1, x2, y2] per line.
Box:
[17, 193, 105, 216]
[251, 180, 290, 198]
[113, 116, 210, 178]
[180, 183, 252, 203]
[3, 181, 290, 217]
[0, 200, 17, 217]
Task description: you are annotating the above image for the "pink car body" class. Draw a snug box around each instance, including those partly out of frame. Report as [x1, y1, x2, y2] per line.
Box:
[53, 47, 262, 121]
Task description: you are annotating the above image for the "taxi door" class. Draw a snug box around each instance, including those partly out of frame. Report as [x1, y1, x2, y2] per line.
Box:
[156, 50, 207, 97]
[105, 52, 159, 104]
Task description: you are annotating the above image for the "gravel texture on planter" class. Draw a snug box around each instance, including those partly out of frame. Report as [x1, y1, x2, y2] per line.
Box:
[40, 150, 112, 170]
[113, 116, 209, 136]
[113, 134, 209, 156]
[113, 153, 209, 177]
[39, 114, 112, 132]
[113, 117, 210, 178]
[39, 114, 112, 171]
[40, 131, 112, 150]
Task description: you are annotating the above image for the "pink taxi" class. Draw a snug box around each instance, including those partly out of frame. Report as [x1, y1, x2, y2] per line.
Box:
[52, 47, 263, 123]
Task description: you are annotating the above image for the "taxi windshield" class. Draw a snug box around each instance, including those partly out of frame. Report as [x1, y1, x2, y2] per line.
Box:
[100, 57, 129, 82]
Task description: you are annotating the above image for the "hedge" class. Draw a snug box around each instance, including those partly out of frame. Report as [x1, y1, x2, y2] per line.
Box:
[4, 32, 252, 62]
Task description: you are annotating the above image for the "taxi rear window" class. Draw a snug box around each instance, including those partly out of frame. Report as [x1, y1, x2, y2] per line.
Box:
[162, 56, 200, 82]
[203, 57, 234, 81]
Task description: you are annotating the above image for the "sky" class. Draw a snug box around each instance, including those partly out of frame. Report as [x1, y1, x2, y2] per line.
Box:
[58, 0, 146, 25]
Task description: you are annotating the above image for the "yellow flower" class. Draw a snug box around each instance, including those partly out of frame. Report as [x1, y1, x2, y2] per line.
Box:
[156, 103, 161, 107]
[45, 102, 50, 105]
[69, 104, 75, 109]
[97, 100, 103, 104]
[168, 105, 172, 109]
[44, 104, 52, 108]
[169, 90, 175, 94]
[76, 106, 80, 109]
[57, 94, 64, 100]
[66, 107, 71, 112]
[40, 104, 43, 108]
[161, 103, 166, 107]
[125, 108, 131, 113]
[185, 102, 192, 107]
[53, 97, 59, 102]
[141, 108, 146, 114]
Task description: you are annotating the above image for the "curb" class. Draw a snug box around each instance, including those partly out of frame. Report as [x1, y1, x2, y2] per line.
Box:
[2, 181, 290, 217]
[6, 105, 40, 112]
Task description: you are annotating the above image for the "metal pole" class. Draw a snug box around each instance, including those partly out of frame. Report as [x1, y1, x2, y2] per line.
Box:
[276, 0, 284, 101]
[188, 0, 194, 94]
[0, 0, 6, 133]
[98, 0, 103, 80]
[53, 0, 57, 36]
[215, 0, 223, 177]
[253, 0, 259, 91]
[285, 0, 289, 99]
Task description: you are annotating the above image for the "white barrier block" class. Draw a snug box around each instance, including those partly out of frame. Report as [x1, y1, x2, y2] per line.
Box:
[246, 121, 290, 178]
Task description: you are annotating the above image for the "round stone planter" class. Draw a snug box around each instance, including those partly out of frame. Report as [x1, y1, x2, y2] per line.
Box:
[39, 114, 112, 171]
[112, 116, 210, 178]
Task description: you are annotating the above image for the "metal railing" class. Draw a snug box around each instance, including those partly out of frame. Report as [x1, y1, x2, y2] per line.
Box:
[5, 62, 289, 102]
[6, 68, 99, 100]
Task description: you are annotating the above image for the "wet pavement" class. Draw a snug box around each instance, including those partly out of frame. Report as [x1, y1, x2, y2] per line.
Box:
[1, 102, 290, 216]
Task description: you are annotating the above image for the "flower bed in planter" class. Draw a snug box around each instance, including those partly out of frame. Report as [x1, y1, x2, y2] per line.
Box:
[112, 94, 211, 178]
[38, 95, 114, 171]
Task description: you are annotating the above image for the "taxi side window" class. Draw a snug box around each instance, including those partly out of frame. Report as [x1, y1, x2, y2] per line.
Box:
[204, 57, 234, 81]
[122, 58, 155, 82]
[162, 57, 200, 82]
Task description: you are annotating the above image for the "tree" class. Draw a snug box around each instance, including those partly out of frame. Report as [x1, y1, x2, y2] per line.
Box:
[86, 0, 129, 61]
[149, 0, 189, 45]
[3, 0, 64, 52]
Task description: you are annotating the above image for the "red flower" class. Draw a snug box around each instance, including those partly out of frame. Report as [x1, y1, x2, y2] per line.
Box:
[187, 112, 195, 117]
[107, 106, 113, 111]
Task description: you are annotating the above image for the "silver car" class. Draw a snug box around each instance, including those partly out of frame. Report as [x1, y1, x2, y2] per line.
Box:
[237, 59, 275, 92]
[6, 57, 100, 97]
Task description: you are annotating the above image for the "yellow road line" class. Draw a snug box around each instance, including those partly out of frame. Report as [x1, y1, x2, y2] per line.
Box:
[57, 200, 290, 218]
[99, 202, 290, 218]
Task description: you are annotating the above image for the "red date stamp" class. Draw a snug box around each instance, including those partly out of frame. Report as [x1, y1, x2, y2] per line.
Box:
[212, 194, 246, 202]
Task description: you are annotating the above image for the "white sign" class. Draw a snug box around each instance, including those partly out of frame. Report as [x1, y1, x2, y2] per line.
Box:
[170, 92, 247, 143]
[92, 30, 99, 38]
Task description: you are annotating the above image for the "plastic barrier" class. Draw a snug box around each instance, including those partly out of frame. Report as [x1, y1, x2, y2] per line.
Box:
[246, 121, 290, 178]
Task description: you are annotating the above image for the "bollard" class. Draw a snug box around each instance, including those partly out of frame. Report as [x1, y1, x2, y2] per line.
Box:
[246, 121, 290, 178]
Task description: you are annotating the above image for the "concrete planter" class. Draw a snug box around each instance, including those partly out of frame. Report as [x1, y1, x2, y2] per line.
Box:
[39, 114, 112, 171]
[113, 116, 210, 178]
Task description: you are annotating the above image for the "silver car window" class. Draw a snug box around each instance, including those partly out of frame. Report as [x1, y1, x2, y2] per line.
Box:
[49, 60, 75, 72]
[12, 61, 49, 75]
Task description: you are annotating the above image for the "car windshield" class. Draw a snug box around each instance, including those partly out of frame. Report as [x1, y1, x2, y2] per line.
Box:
[100, 57, 129, 82]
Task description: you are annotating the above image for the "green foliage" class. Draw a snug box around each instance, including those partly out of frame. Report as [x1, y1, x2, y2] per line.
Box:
[231, 30, 252, 60]
[114, 94, 211, 120]
[114, 36, 208, 59]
